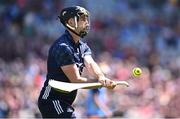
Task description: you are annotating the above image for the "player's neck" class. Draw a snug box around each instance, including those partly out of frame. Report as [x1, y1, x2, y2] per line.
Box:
[68, 30, 80, 43]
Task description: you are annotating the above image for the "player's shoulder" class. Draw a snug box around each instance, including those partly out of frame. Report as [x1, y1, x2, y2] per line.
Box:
[55, 35, 71, 48]
[49, 36, 72, 54]
[79, 40, 88, 46]
[80, 40, 91, 50]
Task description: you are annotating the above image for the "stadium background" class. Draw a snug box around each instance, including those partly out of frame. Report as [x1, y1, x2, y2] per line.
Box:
[0, 0, 180, 118]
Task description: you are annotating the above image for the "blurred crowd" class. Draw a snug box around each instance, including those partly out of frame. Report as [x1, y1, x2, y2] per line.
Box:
[0, 0, 180, 118]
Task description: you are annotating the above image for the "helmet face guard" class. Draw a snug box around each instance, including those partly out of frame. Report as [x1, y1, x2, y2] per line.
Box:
[58, 6, 90, 38]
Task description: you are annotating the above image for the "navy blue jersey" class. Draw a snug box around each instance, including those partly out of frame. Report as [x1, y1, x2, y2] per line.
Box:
[39, 30, 91, 104]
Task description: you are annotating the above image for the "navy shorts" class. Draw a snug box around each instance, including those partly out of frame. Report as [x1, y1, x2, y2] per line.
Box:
[38, 99, 76, 118]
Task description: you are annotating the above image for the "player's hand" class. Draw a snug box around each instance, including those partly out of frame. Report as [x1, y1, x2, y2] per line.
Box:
[98, 77, 117, 89]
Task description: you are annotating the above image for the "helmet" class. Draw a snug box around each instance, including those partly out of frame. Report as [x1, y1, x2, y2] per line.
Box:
[58, 6, 90, 38]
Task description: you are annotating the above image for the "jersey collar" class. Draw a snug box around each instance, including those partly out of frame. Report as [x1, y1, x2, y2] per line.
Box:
[65, 30, 83, 46]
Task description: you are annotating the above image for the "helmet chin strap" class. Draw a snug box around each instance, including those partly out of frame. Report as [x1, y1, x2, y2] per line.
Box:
[65, 16, 87, 38]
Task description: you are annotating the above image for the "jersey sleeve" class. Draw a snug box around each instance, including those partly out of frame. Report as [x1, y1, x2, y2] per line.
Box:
[54, 43, 75, 66]
[83, 43, 92, 56]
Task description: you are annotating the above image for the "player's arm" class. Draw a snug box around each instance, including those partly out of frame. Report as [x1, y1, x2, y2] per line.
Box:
[84, 55, 104, 79]
[61, 64, 89, 83]
[55, 44, 90, 83]
[84, 55, 116, 89]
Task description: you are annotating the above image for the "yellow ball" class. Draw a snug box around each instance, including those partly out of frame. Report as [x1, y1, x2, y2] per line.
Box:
[132, 67, 142, 77]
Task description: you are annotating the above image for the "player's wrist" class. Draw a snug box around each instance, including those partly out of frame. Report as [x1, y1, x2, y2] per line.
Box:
[97, 74, 105, 81]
